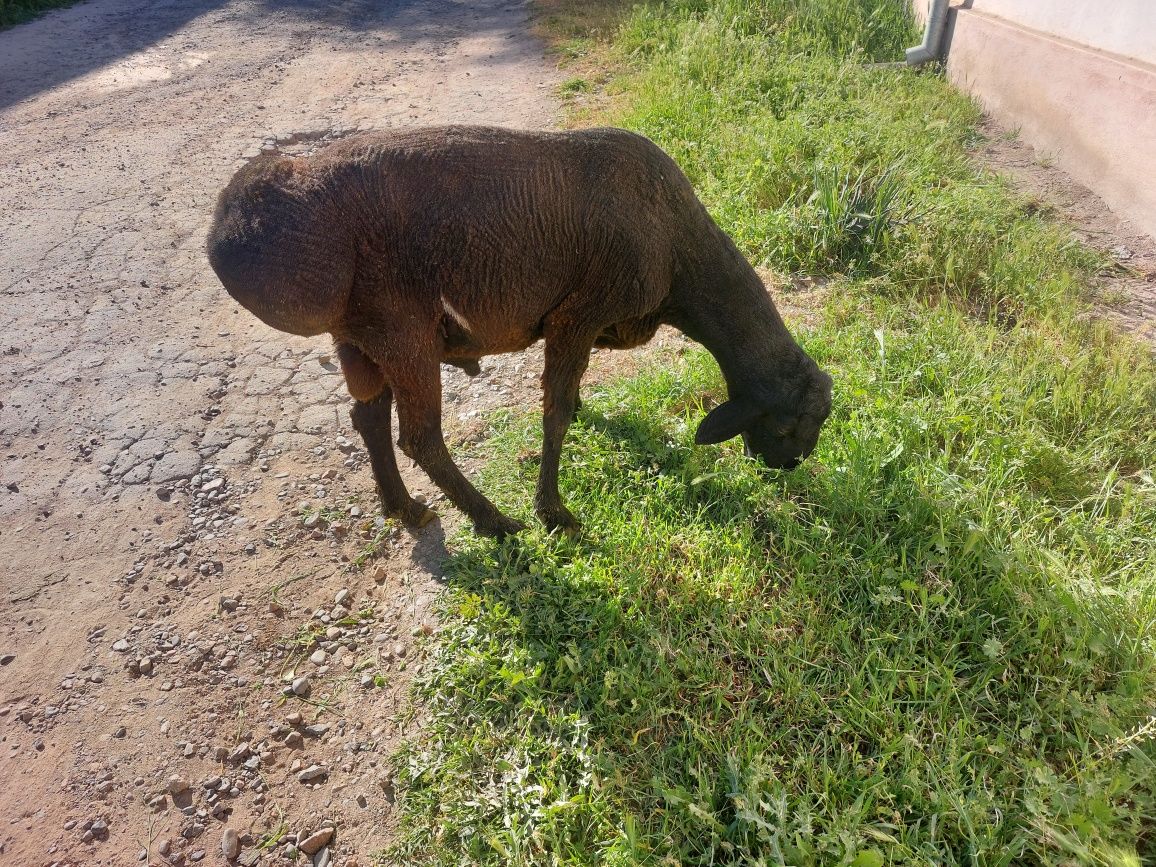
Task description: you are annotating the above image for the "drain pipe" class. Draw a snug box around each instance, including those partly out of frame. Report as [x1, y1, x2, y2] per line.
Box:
[905, 0, 950, 66]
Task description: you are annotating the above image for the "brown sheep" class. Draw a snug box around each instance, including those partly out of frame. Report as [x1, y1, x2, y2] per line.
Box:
[207, 126, 832, 538]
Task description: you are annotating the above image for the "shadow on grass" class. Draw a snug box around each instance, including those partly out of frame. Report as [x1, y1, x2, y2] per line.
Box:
[399, 406, 1155, 862]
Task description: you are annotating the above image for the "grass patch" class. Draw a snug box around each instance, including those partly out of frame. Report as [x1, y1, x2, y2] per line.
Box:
[384, 0, 1156, 864]
[391, 319, 1156, 864]
[0, 0, 82, 29]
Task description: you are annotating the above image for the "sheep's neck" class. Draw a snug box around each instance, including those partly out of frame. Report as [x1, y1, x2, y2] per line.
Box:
[668, 239, 803, 402]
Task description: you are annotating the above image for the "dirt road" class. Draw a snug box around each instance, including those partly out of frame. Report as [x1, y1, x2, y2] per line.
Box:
[0, 0, 560, 862]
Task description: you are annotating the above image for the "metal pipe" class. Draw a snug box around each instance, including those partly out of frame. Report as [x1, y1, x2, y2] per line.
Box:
[905, 0, 950, 66]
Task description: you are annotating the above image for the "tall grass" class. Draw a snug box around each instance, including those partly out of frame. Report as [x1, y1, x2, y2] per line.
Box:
[384, 1, 1156, 864]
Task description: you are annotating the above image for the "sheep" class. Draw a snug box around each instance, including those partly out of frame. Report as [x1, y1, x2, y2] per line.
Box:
[207, 125, 833, 538]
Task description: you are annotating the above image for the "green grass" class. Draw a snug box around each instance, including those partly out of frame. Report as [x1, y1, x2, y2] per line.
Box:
[383, 1, 1156, 864]
[0, 0, 81, 29]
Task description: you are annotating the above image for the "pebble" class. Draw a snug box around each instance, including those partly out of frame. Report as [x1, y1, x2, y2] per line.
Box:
[297, 827, 334, 855]
[297, 765, 327, 784]
[112, 726, 127, 739]
[221, 827, 241, 860]
[334, 589, 350, 606]
[168, 775, 191, 796]
[309, 650, 327, 666]
[291, 676, 311, 698]
[111, 639, 130, 652]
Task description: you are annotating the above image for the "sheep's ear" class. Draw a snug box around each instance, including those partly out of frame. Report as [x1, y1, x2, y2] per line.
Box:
[695, 399, 763, 445]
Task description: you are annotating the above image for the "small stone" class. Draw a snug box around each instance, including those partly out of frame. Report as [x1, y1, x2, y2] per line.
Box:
[167, 775, 190, 796]
[303, 723, 329, 738]
[158, 839, 172, 856]
[112, 726, 127, 739]
[334, 588, 350, 606]
[227, 742, 251, 764]
[285, 711, 303, 726]
[297, 765, 327, 784]
[309, 650, 327, 666]
[0, 653, 15, 666]
[221, 827, 241, 860]
[284, 731, 303, 750]
[394, 644, 407, 659]
[297, 827, 334, 855]
[111, 639, 130, 652]
[291, 676, 311, 698]
[314, 847, 331, 867]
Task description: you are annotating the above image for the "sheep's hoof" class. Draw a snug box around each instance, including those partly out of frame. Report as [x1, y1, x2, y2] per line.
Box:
[475, 514, 525, 540]
[392, 500, 438, 529]
[538, 506, 581, 538]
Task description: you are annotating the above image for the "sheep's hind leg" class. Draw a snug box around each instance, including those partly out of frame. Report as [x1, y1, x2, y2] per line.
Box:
[535, 334, 593, 536]
[392, 364, 524, 540]
[350, 391, 436, 529]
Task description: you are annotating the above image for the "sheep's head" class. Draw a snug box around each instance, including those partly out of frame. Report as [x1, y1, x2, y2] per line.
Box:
[695, 364, 832, 470]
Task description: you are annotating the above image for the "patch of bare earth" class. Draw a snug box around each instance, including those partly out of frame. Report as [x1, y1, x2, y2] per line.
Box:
[974, 117, 1156, 345]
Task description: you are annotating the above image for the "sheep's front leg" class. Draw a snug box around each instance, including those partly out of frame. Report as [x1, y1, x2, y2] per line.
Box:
[392, 367, 524, 540]
[535, 336, 592, 535]
[349, 391, 436, 529]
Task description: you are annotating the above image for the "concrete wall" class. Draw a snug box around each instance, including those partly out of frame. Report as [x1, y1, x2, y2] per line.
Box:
[917, 1, 1156, 239]
[985, 0, 1155, 65]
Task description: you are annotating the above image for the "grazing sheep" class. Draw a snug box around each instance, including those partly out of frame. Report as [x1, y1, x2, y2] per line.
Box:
[207, 126, 832, 538]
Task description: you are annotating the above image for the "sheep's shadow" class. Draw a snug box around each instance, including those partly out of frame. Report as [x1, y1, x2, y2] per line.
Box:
[402, 409, 1150, 859]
